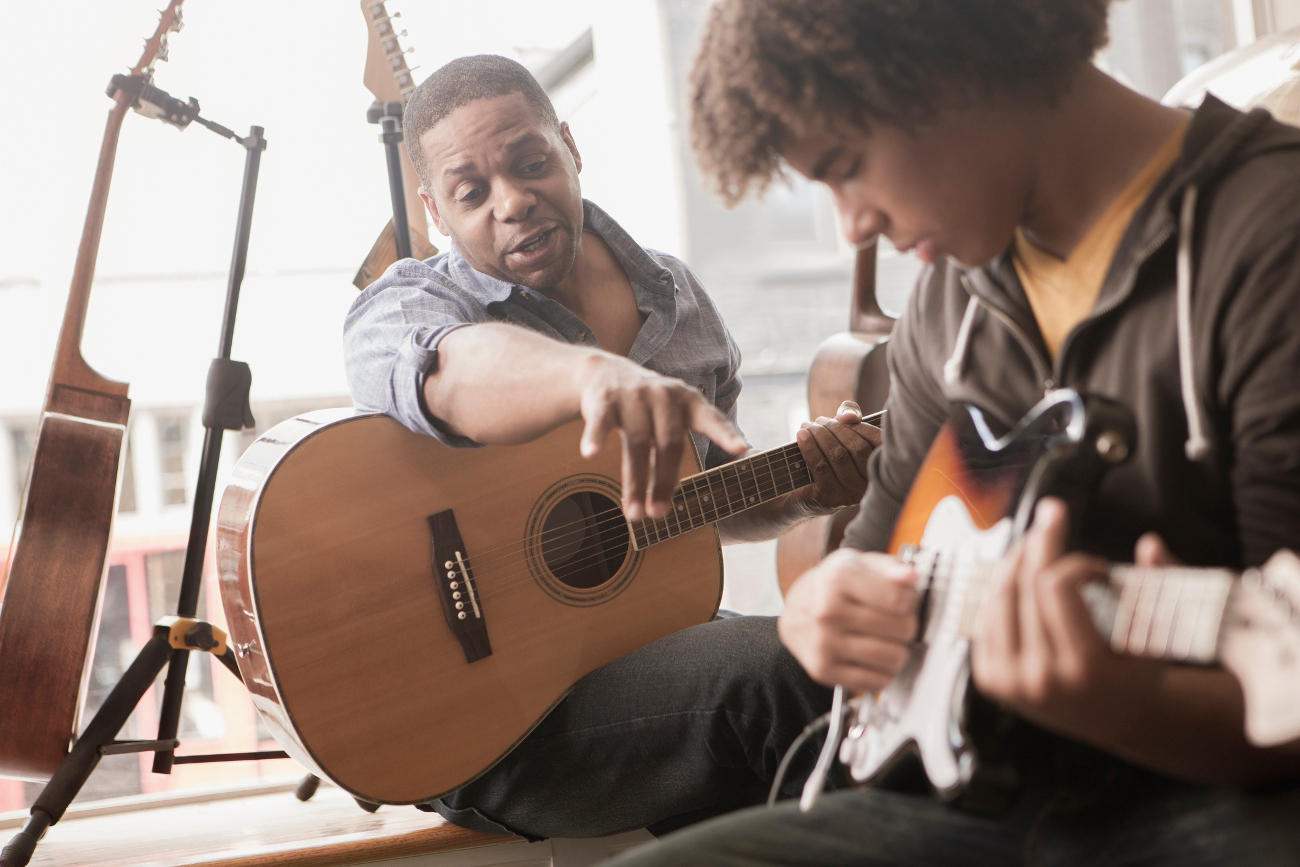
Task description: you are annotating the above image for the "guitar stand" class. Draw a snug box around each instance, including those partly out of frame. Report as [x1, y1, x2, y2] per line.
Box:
[0, 620, 253, 867]
[0, 81, 293, 866]
[368, 99, 414, 261]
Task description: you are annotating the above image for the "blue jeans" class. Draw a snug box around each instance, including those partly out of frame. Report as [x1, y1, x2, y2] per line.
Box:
[422, 614, 834, 840]
[599, 753, 1300, 866]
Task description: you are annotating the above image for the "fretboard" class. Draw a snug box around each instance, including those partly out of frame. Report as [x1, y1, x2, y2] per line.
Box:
[628, 442, 810, 550]
[921, 553, 1236, 666]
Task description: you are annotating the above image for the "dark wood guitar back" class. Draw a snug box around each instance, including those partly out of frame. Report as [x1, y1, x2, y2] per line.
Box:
[0, 2, 184, 781]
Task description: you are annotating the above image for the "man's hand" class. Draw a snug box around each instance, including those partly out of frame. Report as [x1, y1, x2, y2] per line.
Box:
[778, 548, 919, 691]
[575, 353, 747, 521]
[794, 400, 881, 514]
[970, 497, 1161, 741]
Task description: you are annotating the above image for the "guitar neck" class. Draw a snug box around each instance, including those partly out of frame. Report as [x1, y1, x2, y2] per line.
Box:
[945, 558, 1236, 666]
[1087, 565, 1235, 664]
[629, 442, 810, 550]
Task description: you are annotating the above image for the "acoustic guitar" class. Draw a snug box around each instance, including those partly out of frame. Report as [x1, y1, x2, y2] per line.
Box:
[216, 409, 822, 805]
[837, 390, 1300, 797]
[0, 1, 185, 781]
[352, 0, 439, 290]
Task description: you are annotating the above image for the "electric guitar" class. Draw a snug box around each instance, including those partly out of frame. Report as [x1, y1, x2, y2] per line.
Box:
[216, 408, 821, 804]
[0, 1, 185, 782]
[837, 390, 1300, 798]
[353, 0, 439, 290]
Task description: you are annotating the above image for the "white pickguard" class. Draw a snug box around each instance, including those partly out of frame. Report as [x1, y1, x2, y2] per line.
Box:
[839, 496, 1013, 796]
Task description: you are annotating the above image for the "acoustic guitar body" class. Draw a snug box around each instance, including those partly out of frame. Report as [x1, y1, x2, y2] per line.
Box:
[0, 387, 129, 780]
[217, 410, 723, 805]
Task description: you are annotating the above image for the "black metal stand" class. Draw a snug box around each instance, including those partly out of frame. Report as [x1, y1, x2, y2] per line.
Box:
[0, 622, 258, 866]
[368, 99, 413, 260]
[151, 122, 265, 776]
[0, 80, 283, 866]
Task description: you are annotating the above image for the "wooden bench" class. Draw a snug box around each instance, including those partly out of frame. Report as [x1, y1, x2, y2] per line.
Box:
[0, 778, 652, 866]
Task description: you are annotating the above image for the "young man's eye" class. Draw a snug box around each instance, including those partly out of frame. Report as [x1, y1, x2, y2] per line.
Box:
[520, 158, 546, 174]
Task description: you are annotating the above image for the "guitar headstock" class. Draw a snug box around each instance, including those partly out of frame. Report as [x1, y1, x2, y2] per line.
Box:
[361, 0, 417, 105]
[131, 0, 186, 80]
[1220, 549, 1300, 747]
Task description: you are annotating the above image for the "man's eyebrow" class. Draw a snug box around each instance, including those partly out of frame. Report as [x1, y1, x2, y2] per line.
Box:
[441, 162, 475, 180]
[810, 146, 845, 182]
[439, 132, 549, 181]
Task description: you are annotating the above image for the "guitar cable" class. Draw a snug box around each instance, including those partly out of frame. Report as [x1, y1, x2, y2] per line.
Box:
[766, 685, 852, 809]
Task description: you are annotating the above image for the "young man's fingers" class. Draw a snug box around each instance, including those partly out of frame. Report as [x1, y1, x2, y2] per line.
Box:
[1135, 532, 1181, 567]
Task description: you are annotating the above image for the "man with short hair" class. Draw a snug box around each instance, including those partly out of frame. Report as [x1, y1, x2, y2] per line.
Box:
[604, 1, 1300, 863]
[344, 54, 878, 840]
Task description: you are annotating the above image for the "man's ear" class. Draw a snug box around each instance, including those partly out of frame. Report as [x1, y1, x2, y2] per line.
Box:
[420, 188, 448, 237]
[560, 121, 582, 174]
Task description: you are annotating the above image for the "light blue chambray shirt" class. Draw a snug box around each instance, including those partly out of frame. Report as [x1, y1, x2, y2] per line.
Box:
[343, 199, 744, 469]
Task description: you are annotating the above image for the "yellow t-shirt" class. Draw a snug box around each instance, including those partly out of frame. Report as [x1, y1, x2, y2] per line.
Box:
[1013, 120, 1189, 358]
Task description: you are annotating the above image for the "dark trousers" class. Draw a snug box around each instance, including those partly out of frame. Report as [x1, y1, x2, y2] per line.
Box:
[422, 614, 833, 840]
[601, 753, 1300, 866]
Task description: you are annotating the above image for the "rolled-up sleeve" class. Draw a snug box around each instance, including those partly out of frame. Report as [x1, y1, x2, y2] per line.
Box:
[343, 262, 481, 443]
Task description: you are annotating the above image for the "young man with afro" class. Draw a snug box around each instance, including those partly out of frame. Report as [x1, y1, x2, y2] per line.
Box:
[604, 1, 1300, 863]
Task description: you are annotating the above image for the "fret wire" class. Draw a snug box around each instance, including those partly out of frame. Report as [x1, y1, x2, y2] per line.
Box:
[1110, 571, 1137, 654]
[1168, 574, 1204, 661]
[1148, 571, 1180, 659]
[746, 458, 763, 519]
[739, 455, 761, 510]
[720, 462, 743, 518]
[1128, 574, 1160, 655]
[762, 452, 780, 512]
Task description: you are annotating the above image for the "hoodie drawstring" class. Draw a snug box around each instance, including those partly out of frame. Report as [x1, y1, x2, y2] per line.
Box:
[1176, 186, 1212, 461]
[943, 295, 980, 388]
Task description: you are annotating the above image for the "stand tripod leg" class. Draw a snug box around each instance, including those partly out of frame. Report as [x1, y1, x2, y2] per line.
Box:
[0, 628, 174, 867]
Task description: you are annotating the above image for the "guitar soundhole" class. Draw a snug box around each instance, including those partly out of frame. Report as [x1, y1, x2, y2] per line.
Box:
[540, 492, 629, 589]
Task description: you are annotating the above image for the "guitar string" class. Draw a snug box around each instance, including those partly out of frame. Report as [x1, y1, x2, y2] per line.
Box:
[900, 550, 1226, 658]
[463, 464, 809, 605]
[443, 450, 809, 586]
[455, 450, 809, 579]
[446, 445, 806, 567]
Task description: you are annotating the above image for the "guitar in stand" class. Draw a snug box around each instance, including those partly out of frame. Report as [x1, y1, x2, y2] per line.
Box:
[0, 13, 288, 866]
[0, 0, 184, 785]
[353, 0, 439, 289]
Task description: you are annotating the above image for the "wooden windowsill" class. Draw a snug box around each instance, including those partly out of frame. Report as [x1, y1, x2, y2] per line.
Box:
[0, 777, 528, 866]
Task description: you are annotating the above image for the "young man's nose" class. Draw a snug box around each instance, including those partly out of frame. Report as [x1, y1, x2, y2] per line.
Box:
[837, 197, 885, 248]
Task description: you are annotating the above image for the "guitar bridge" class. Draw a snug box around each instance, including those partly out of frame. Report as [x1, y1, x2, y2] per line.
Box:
[427, 510, 492, 663]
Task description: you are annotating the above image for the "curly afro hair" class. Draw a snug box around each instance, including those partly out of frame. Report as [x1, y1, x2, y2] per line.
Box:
[690, 0, 1113, 205]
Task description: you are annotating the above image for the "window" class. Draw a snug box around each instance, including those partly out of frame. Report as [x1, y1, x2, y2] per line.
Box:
[156, 413, 190, 508]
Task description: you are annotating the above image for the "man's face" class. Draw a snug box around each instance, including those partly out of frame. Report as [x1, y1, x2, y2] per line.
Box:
[780, 112, 1030, 268]
[418, 92, 585, 289]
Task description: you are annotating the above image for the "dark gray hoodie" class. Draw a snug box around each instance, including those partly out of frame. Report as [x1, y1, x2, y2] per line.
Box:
[844, 95, 1300, 569]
